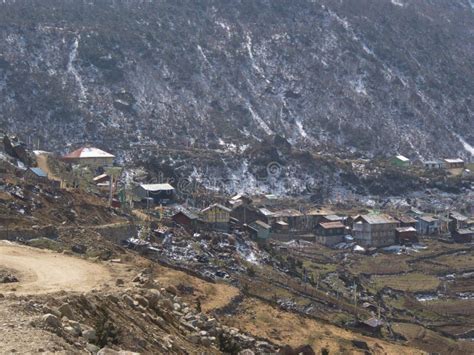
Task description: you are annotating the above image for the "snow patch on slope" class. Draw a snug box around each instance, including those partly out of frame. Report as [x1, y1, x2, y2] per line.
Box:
[67, 37, 86, 101]
[454, 133, 474, 156]
[247, 105, 273, 135]
[391, 0, 405, 7]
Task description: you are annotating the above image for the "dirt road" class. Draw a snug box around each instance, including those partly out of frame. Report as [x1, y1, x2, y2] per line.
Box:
[0, 241, 111, 295]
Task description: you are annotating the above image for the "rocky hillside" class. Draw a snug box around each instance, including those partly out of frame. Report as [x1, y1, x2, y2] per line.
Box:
[0, 0, 473, 160]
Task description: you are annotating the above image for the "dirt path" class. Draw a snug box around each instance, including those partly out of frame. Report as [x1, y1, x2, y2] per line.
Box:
[35, 152, 62, 184]
[0, 241, 112, 295]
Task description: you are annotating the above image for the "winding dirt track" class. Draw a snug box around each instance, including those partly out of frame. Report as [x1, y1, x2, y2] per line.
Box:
[0, 241, 111, 295]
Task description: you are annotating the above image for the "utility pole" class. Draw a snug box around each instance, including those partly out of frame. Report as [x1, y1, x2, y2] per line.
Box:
[108, 174, 114, 206]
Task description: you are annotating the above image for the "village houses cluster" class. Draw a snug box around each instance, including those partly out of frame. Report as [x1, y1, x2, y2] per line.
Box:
[22, 145, 474, 250]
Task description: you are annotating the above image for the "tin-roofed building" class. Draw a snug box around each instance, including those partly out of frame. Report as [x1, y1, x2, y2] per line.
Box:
[353, 214, 399, 247]
[452, 229, 474, 243]
[200, 204, 231, 231]
[391, 155, 410, 168]
[173, 209, 199, 232]
[24, 167, 48, 183]
[444, 158, 464, 169]
[449, 212, 469, 232]
[134, 183, 175, 205]
[315, 221, 346, 246]
[416, 215, 440, 235]
[423, 160, 443, 169]
[62, 147, 115, 167]
[249, 220, 271, 241]
[395, 226, 418, 245]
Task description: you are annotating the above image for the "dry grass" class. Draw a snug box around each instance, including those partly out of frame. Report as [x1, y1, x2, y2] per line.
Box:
[435, 252, 474, 271]
[351, 254, 410, 275]
[370, 273, 440, 292]
[225, 298, 424, 354]
[152, 264, 239, 312]
[392, 322, 474, 354]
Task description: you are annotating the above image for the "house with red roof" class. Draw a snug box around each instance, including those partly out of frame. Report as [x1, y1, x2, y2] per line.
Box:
[62, 147, 115, 167]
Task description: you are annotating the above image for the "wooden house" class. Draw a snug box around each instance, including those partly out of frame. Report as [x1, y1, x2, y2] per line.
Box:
[315, 221, 346, 246]
[306, 208, 334, 229]
[396, 215, 417, 228]
[62, 147, 115, 167]
[444, 158, 465, 169]
[249, 220, 271, 241]
[449, 212, 469, 232]
[173, 209, 199, 232]
[274, 220, 289, 232]
[416, 215, 440, 235]
[134, 183, 175, 205]
[230, 204, 262, 225]
[395, 226, 418, 245]
[200, 204, 231, 231]
[353, 214, 399, 247]
[423, 160, 443, 169]
[452, 229, 474, 243]
[271, 209, 305, 231]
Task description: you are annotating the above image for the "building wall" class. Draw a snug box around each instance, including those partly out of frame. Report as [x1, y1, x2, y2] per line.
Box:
[417, 220, 439, 235]
[201, 207, 230, 223]
[315, 234, 344, 246]
[353, 223, 397, 247]
[64, 157, 114, 167]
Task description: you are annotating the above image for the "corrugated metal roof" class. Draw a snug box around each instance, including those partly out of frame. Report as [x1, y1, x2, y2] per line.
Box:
[29, 167, 47, 178]
[201, 203, 231, 213]
[395, 155, 410, 162]
[140, 183, 175, 192]
[63, 147, 115, 159]
[396, 215, 417, 224]
[175, 209, 198, 220]
[319, 221, 345, 229]
[358, 214, 397, 225]
[93, 173, 109, 182]
[259, 208, 274, 216]
[450, 212, 468, 221]
[273, 209, 303, 217]
[324, 214, 344, 221]
[254, 220, 271, 229]
[444, 158, 464, 164]
[395, 226, 417, 233]
[419, 215, 438, 223]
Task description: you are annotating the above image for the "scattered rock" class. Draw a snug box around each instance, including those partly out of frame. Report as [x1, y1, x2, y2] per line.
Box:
[165, 285, 178, 295]
[71, 244, 87, 254]
[134, 294, 149, 308]
[352, 340, 370, 351]
[83, 329, 97, 342]
[122, 294, 136, 308]
[86, 343, 100, 354]
[42, 313, 61, 329]
[58, 303, 75, 320]
[1, 274, 19, 283]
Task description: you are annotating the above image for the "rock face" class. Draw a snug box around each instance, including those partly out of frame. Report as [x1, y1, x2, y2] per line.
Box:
[0, 0, 472, 159]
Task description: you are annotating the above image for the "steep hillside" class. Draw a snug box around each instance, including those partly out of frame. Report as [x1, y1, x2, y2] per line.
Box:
[0, 0, 473, 160]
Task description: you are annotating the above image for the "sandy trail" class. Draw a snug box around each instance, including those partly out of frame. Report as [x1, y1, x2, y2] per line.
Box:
[0, 241, 111, 295]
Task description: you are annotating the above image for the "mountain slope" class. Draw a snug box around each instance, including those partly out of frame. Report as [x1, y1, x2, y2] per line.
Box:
[0, 0, 473, 159]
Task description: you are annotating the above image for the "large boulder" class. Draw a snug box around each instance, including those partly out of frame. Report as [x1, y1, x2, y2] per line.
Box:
[42, 313, 61, 329]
